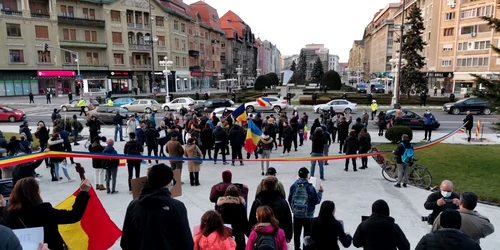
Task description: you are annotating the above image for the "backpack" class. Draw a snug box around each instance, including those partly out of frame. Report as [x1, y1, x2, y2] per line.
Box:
[126, 143, 140, 155]
[291, 183, 309, 218]
[253, 232, 276, 250]
[77, 121, 84, 133]
[400, 142, 414, 163]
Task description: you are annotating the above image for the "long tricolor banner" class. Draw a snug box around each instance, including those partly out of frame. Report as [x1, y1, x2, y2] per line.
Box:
[0, 123, 467, 169]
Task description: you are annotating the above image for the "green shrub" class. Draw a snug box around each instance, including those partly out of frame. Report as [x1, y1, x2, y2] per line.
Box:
[299, 97, 330, 105]
[266, 72, 279, 86]
[385, 126, 413, 143]
[322, 70, 342, 90]
[254, 75, 270, 90]
[340, 85, 357, 92]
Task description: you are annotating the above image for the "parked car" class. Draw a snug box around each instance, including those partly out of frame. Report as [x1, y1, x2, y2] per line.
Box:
[121, 99, 161, 113]
[357, 84, 367, 93]
[313, 99, 358, 114]
[112, 97, 136, 107]
[61, 99, 100, 112]
[162, 97, 195, 111]
[0, 106, 26, 122]
[443, 98, 492, 115]
[244, 96, 288, 113]
[376, 109, 440, 130]
[213, 107, 254, 118]
[191, 99, 234, 113]
[87, 107, 132, 124]
[373, 83, 385, 93]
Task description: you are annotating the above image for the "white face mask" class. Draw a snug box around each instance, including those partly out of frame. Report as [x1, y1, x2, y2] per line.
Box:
[441, 191, 451, 198]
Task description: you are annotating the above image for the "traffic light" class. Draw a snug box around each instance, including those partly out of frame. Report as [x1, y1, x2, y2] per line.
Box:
[44, 43, 49, 52]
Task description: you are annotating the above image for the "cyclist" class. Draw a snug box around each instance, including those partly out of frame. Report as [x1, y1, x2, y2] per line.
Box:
[393, 134, 413, 188]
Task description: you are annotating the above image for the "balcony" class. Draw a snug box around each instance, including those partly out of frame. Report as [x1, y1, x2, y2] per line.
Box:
[58, 16, 105, 27]
[31, 13, 50, 19]
[188, 49, 200, 57]
[189, 66, 201, 72]
[127, 23, 150, 30]
[1, 9, 22, 16]
[59, 40, 107, 49]
[131, 64, 152, 70]
[129, 44, 151, 51]
[62, 64, 109, 71]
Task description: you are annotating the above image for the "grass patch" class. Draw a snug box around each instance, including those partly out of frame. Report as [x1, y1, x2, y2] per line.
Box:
[3, 132, 40, 149]
[375, 143, 500, 203]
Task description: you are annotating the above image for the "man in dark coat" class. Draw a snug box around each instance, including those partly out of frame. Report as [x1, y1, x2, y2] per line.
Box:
[86, 115, 101, 141]
[229, 123, 245, 166]
[424, 180, 460, 224]
[209, 170, 249, 209]
[463, 111, 474, 142]
[121, 164, 194, 250]
[28, 92, 34, 103]
[353, 199, 410, 250]
[18, 121, 33, 143]
[343, 130, 359, 171]
[337, 115, 352, 153]
[415, 209, 481, 250]
[351, 117, 365, 136]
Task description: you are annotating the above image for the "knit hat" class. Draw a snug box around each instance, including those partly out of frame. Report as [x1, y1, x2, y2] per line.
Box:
[440, 209, 462, 229]
[266, 167, 277, 175]
[147, 163, 174, 189]
[372, 199, 390, 216]
[222, 170, 232, 182]
[298, 167, 309, 178]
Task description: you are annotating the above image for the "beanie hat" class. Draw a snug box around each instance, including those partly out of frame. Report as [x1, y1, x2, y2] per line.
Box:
[147, 163, 174, 189]
[372, 199, 390, 216]
[440, 209, 462, 229]
[222, 170, 232, 183]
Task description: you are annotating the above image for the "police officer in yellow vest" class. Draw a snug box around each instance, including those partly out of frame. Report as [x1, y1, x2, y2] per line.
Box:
[371, 100, 378, 120]
[107, 99, 114, 107]
[77, 98, 87, 116]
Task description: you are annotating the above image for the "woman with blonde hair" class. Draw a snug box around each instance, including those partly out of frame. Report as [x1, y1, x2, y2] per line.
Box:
[184, 137, 203, 186]
[193, 210, 236, 250]
[246, 205, 287, 250]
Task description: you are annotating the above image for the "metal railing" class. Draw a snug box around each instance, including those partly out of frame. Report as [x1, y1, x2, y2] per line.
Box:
[1, 9, 22, 16]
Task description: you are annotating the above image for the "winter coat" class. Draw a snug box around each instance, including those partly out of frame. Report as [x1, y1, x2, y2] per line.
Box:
[311, 216, 352, 250]
[0, 131, 7, 149]
[135, 127, 145, 145]
[423, 191, 460, 224]
[102, 146, 119, 169]
[48, 138, 65, 163]
[343, 135, 359, 155]
[12, 159, 44, 185]
[210, 182, 249, 209]
[89, 143, 105, 168]
[86, 119, 100, 133]
[229, 125, 245, 147]
[35, 127, 49, 146]
[351, 122, 365, 136]
[290, 117, 299, 135]
[184, 143, 202, 172]
[337, 118, 352, 141]
[2, 191, 90, 250]
[415, 229, 481, 250]
[259, 137, 274, 151]
[282, 126, 292, 140]
[432, 208, 494, 244]
[246, 223, 288, 250]
[144, 127, 159, 147]
[311, 133, 326, 154]
[166, 140, 184, 164]
[362, 113, 369, 125]
[393, 139, 412, 164]
[19, 124, 33, 142]
[121, 188, 194, 250]
[193, 231, 236, 250]
[358, 133, 372, 153]
[265, 123, 276, 138]
[59, 130, 70, 144]
[123, 140, 143, 164]
[213, 126, 228, 144]
[463, 114, 474, 130]
[288, 178, 322, 219]
[310, 119, 321, 138]
[253, 117, 263, 130]
[157, 126, 168, 146]
[113, 114, 126, 126]
[0, 225, 22, 250]
[255, 177, 285, 199]
[216, 196, 250, 248]
[377, 114, 387, 129]
[423, 113, 436, 126]
[200, 127, 214, 149]
[352, 213, 410, 250]
[127, 119, 139, 135]
[249, 190, 293, 241]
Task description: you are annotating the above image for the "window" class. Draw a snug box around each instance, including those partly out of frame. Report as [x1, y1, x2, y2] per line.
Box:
[9, 50, 24, 63]
[156, 16, 164, 26]
[441, 59, 452, 66]
[387, 39, 393, 46]
[175, 38, 179, 49]
[111, 11, 120, 22]
[182, 57, 186, 67]
[85, 30, 97, 42]
[6, 23, 21, 37]
[461, 6, 493, 19]
[35, 26, 49, 39]
[60, 5, 66, 16]
[83, 8, 88, 19]
[182, 40, 186, 50]
[461, 25, 477, 35]
[68, 6, 74, 17]
[175, 56, 180, 66]
[63, 28, 77, 40]
[496, 57, 500, 65]
[181, 23, 185, 32]
[174, 20, 179, 30]
[38, 51, 51, 63]
[442, 44, 453, 51]
[456, 57, 489, 67]
[474, 40, 490, 50]
[86, 52, 99, 64]
[114, 53, 124, 64]
[444, 28, 454, 36]
[112, 32, 122, 43]
[445, 12, 455, 20]
[89, 9, 95, 19]
[64, 51, 77, 63]
[158, 36, 165, 46]
[221, 42, 225, 48]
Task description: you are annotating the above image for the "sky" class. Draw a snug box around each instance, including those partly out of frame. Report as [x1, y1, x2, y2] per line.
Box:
[184, 0, 396, 62]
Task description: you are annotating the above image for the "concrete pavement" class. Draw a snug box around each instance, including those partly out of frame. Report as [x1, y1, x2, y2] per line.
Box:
[1, 126, 499, 249]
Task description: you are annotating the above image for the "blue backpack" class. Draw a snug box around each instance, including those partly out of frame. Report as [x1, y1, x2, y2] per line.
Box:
[291, 183, 309, 218]
[401, 142, 414, 163]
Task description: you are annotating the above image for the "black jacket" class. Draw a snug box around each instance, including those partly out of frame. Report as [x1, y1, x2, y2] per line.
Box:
[200, 127, 214, 148]
[144, 127, 159, 147]
[358, 133, 372, 153]
[463, 114, 474, 130]
[2, 191, 90, 250]
[311, 217, 352, 250]
[48, 139, 65, 163]
[415, 229, 481, 250]
[12, 159, 44, 185]
[229, 125, 245, 147]
[337, 118, 352, 141]
[213, 126, 228, 144]
[393, 139, 412, 164]
[265, 123, 276, 138]
[253, 117, 263, 130]
[311, 134, 325, 154]
[290, 117, 299, 135]
[351, 122, 365, 136]
[343, 135, 359, 154]
[423, 191, 460, 224]
[0, 131, 7, 149]
[19, 125, 33, 142]
[249, 190, 293, 241]
[121, 188, 193, 250]
[353, 213, 410, 250]
[113, 114, 126, 126]
[283, 126, 292, 140]
[216, 196, 250, 246]
[124, 140, 144, 163]
[89, 143, 105, 168]
[35, 127, 50, 145]
[86, 119, 100, 133]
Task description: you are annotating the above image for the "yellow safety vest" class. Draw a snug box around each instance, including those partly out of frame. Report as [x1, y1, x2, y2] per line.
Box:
[371, 103, 378, 111]
[108, 100, 114, 106]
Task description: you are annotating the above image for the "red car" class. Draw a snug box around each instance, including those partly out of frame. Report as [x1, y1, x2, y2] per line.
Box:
[0, 105, 26, 122]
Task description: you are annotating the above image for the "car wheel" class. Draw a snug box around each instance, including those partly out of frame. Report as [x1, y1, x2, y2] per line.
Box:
[164, 106, 170, 111]
[482, 108, 491, 115]
[62, 106, 68, 112]
[452, 108, 460, 115]
[84, 107, 89, 112]
[8, 116, 16, 122]
[273, 106, 281, 113]
[246, 106, 255, 113]
[145, 107, 152, 113]
[344, 108, 352, 114]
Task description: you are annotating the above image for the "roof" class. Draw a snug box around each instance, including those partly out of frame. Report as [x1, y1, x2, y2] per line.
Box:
[190, 1, 224, 34]
[221, 10, 247, 38]
[158, 0, 193, 21]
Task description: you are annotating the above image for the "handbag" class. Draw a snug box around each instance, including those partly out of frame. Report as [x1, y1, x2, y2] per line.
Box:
[193, 147, 203, 165]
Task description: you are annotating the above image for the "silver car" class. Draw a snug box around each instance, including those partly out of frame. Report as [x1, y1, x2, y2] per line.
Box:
[121, 99, 161, 113]
[244, 97, 288, 113]
[313, 99, 358, 114]
[60, 99, 100, 112]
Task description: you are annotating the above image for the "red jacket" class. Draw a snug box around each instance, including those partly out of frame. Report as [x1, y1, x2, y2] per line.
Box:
[209, 182, 248, 208]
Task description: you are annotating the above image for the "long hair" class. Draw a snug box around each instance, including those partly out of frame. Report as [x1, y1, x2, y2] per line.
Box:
[255, 206, 280, 235]
[359, 127, 368, 137]
[317, 201, 335, 225]
[8, 177, 43, 212]
[198, 210, 230, 238]
[224, 184, 240, 197]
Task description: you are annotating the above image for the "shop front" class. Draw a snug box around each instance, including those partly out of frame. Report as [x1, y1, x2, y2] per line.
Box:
[426, 72, 453, 94]
[453, 72, 491, 94]
[0, 70, 39, 96]
[109, 71, 132, 94]
[150, 71, 166, 93]
[190, 71, 212, 91]
[82, 71, 109, 95]
[37, 71, 76, 96]
[175, 71, 191, 92]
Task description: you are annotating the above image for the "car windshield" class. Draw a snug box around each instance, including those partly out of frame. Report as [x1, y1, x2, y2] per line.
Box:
[204, 100, 213, 105]
[455, 98, 469, 103]
[375, 84, 383, 87]
[2, 107, 14, 111]
[152, 100, 159, 105]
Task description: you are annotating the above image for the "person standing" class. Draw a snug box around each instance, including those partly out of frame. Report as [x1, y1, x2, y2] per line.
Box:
[48, 133, 73, 183]
[35, 121, 50, 166]
[89, 136, 105, 190]
[265, 117, 278, 150]
[337, 115, 352, 153]
[157, 121, 168, 157]
[366, 93, 373, 106]
[166, 134, 184, 179]
[102, 139, 119, 194]
[29, 92, 34, 104]
[124, 132, 143, 193]
[289, 167, 323, 250]
[423, 110, 435, 141]
[310, 201, 352, 250]
[433, 85, 438, 96]
[144, 122, 159, 165]
[358, 127, 371, 169]
[370, 100, 378, 120]
[193, 211, 237, 250]
[126, 115, 138, 141]
[113, 111, 126, 142]
[216, 185, 250, 250]
[77, 98, 87, 116]
[71, 115, 81, 145]
[361, 109, 369, 128]
[290, 116, 299, 151]
[246, 206, 289, 250]
[393, 134, 413, 188]
[343, 130, 359, 172]
[259, 134, 274, 175]
[463, 111, 474, 142]
[184, 137, 202, 186]
[310, 127, 326, 180]
[377, 111, 386, 136]
[423, 180, 460, 224]
[420, 91, 427, 107]
[213, 122, 229, 165]
[86, 115, 100, 141]
[56, 127, 75, 165]
[312, 92, 317, 105]
[68, 91, 73, 102]
[121, 164, 194, 250]
[200, 123, 214, 159]
[46, 92, 51, 104]
[229, 122, 245, 166]
[281, 121, 292, 156]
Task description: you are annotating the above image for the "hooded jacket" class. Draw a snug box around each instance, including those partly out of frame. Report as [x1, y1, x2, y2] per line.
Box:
[431, 208, 494, 244]
[89, 142, 104, 168]
[249, 190, 293, 241]
[393, 139, 412, 164]
[18, 123, 33, 142]
[144, 126, 159, 146]
[259, 137, 274, 151]
[35, 126, 49, 145]
[265, 122, 277, 138]
[423, 113, 436, 126]
[194, 231, 236, 250]
[246, 223, 288, 250]
[103, 146, 119, 168]
[353, 213, 410, 250]
[0, 225, 22, 250]
[337, 117, 352, 141]
[415, 228, 481, 250]
[229, 125, 245, 147]
[213, 126, 228, 144]
[121, 188, 194, 250]
[216, 196, 250, 244]
[200, 127, 214, 148]
[86, 119, 100, 133]
[124, 139, 144, 163]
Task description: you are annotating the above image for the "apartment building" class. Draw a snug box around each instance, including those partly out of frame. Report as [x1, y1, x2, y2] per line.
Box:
[302, 44, 329, 80]
[328, 54, 340, 72]
[283, 54, 298, 71]
[370, 3, 399, 76]
[256, 39, 282, 75]
[348, 40, 364, 83]
[362, 22, 373, 81]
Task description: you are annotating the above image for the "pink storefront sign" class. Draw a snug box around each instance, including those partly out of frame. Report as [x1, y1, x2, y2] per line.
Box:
[37, 71, 76, 77]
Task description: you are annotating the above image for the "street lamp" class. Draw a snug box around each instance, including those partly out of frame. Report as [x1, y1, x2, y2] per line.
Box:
[236, 65, 243, 88]
[150, 36, 158, 94]
[389, 57, 407, 108]
[159, 56, 173, 102]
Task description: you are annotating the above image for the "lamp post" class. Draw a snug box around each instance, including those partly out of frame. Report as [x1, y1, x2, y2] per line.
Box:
[389, 57, 407, 108]
[236, 65, 243, 88]
[150, 36, 158, 93]
[394, 0, 407, 108]
[159, 56, 173, 102]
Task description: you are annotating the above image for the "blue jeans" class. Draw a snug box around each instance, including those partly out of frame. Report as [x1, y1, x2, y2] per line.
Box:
[54, 162, 70, 179]
[310, 152, 324, 179]
[72, 130, 78, 144]
[114, 125, 123, 141]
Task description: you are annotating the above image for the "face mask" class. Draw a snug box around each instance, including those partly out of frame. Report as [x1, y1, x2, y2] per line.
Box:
[441, 191, 451, 198]
[426, 112, 430, 114]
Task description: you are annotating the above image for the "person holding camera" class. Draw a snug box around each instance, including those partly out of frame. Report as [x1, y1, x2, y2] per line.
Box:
[423, 180, 460, 224]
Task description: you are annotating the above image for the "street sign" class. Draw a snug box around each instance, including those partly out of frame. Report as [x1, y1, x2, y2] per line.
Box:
[77, 75, 83, 80]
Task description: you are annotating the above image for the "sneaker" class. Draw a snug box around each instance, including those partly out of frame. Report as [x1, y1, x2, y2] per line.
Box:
[394, 183, 401, 188]
[222, 162, 229, 165]
[423, 138, 427, 141]
[280, 153, 285, 157]
[261, 171, 264, 176]
[321, 178, 326, 181]
[360, 166, 367, 169]
[112, 191, 119, 194]
[324, 162, 329, 165]
[403, 183, 407, 188]
[240, 163, 244, 166]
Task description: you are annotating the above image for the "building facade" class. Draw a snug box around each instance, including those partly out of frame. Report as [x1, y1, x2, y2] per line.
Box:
[348, 40, 364, 83]
[302, 44, 329, 80]
[256, 38, 281, 75]
[369, 3, 399, 77]
[328, 54, 340, 72]
[283, 54, 298, 71]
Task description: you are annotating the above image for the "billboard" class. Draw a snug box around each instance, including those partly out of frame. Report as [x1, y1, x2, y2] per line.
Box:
[280, 70, 294, 85]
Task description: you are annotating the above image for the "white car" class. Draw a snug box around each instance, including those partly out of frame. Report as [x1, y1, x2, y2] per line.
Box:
[213, 107, 254, 119]
[121, 99, 161, 113]
[244, 97, 288, 113]
[313, 99, 358, 114]
[162, 97, 195, 111]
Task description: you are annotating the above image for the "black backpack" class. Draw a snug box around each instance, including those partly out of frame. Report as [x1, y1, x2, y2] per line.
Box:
[253, 232, 276, 250]
[126, 142, 140, 155]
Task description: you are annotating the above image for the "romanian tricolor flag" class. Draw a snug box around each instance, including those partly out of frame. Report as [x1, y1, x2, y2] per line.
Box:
[244, 119, 262, 153]
[232, 103, 248, 125]
[256, 97, 272, 107]
[475, 120, 481, 137]
[56, 187, 122, 250]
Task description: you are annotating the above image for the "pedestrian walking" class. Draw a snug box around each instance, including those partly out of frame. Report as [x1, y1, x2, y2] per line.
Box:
[358, 128, 371, 169]
[216, 185, 250, 250]
[102, 139, 119, 194]
[310, 201, 352, 250]
[184, 137, 202, 186]
[433, 85, 438, 96]
[420, 91, 427, 106]
[361, 109, 369, 128]
[89, 136, 105, 190]
[29, 92, 34, 103]
[77, 98, 87, 116]
[393, 134, 413, 188]
[124, 132, 143, 193]
[281, 121, 292, 156]
[71, 115, 82, 145]
[343, 130, 359, 171]
[46, 92, 51, 104]
[423, 109, 435, 141]
[68, 91, 73, 102]
[366, 93, 372, 106]
[463, 111, 473, 142]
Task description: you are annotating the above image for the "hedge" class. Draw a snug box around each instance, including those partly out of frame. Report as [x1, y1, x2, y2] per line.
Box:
[298, 97, 331, 105]
[385, 126, 413, 143]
